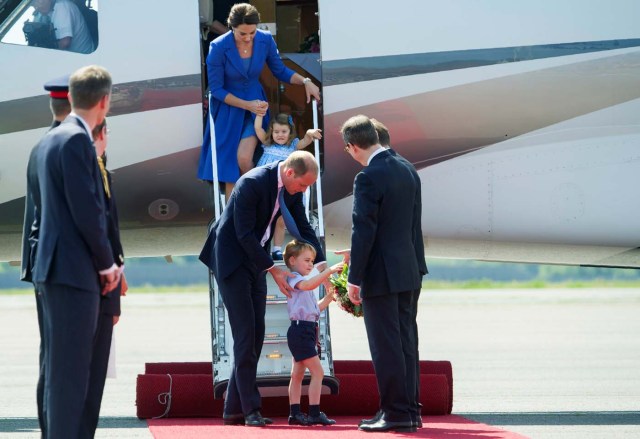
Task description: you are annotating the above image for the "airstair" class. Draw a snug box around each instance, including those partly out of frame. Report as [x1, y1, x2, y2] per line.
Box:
[206, 101, 339, 400]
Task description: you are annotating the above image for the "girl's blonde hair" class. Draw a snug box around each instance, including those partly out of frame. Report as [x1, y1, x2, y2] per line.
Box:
[283, 240, 316, 270]
[264, 113, 297, 145]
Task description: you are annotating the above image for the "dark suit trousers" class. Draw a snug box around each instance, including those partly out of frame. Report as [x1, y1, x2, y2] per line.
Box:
[216, 264, 267, 415]
[362, 290, 417, 421]
[41, 283, 99, 439]
[79, 310, 114, 438]
[34, 288, 47, 437]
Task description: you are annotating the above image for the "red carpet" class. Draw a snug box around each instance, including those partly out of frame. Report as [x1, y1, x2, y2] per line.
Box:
[137, 361, 453, 419]
[147, 416, 529, 438]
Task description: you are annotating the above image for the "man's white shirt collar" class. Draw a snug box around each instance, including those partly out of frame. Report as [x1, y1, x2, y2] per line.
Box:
[70, 112, 94, 141]
[367, 146, 385, 166]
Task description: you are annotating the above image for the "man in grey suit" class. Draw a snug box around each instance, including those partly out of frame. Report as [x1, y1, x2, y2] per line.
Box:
[31, 65, 120, 438]
[341, 115, 427, 433]
[20, 74, 71, 439]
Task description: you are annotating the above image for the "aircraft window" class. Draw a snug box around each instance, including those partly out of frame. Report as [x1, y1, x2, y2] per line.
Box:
[0, 0, 99, 54]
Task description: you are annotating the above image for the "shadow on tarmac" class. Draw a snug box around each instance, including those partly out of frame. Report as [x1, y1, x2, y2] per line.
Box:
[0, 416, 147, 433]
[463, 412, 640, 426]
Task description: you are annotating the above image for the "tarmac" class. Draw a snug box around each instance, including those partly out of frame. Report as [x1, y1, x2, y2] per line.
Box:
[1, 288, 640, 438]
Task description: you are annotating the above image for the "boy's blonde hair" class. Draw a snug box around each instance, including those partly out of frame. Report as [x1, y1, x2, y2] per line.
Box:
[283, 240, 316, 270]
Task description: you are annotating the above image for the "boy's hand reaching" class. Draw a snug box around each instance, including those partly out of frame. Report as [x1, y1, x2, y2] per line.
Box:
[329, 262, 344, 274]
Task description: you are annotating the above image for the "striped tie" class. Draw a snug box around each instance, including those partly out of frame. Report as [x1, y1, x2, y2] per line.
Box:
[278, 187, 304, 242]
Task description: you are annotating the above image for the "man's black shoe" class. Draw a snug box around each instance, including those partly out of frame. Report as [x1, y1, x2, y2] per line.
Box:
[222, 413, 244, 425]
[307, 412, 335, 425]
[359, 410, 383, 427]
[288, 412, 309, 425]
[359, 419, 416, 433]
[244, 410, 267, 427]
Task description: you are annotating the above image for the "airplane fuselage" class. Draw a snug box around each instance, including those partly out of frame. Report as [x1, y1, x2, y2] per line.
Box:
[1, 0, 639, 267]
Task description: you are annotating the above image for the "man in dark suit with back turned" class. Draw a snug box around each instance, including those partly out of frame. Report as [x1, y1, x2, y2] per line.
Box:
[32, 65, 120, 438]
[199, 150, 326, 427]
[371, 118, 426, 428]
[79, 118, 127, 437]
[20, 74, 71, 439]
[341, 115, 427, 433]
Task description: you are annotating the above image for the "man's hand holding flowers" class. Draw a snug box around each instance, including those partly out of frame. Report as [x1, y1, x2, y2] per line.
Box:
[329, 250, 363, 317]
[348, 283, 362, 305]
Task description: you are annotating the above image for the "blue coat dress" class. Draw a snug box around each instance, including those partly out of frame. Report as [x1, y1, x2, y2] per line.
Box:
[197, 29, 296, 183]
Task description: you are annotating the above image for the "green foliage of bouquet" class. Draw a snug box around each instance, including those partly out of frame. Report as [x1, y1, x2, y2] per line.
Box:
[329, 264, 363, 317]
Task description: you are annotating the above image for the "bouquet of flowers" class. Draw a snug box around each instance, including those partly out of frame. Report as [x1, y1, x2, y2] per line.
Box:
[329, 264, 363, 317]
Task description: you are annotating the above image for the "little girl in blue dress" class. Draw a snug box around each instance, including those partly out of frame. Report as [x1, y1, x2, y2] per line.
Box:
[254, 112, 322, 259]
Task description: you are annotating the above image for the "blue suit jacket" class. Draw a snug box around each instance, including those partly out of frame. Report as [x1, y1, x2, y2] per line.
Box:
[32, 115, 114, 293]
[20, 121, 61, 283]
[197, 29, 296, 182]
[348, 150, 427, 297]
[199, 161, 325, 280]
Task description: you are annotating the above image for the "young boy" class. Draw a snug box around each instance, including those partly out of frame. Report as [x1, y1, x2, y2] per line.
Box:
[283, 240, 343, 426]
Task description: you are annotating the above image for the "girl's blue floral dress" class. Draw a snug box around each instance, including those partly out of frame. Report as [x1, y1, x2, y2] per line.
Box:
[256, 138, 300, 166]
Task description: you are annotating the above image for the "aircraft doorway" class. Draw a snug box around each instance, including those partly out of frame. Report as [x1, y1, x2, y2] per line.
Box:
[199, 0, 334, 400]
[268, 0, 321, 160]
[199, 0, 323, 168]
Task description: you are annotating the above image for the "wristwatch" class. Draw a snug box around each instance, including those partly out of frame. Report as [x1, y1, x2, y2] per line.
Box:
[302, 77, 312, 85]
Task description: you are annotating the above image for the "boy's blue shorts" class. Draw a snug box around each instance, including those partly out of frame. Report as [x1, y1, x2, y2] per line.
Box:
[287, 320, 319, 362]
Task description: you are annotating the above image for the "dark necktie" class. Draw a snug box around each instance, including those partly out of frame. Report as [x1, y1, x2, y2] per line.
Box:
[278, 187, 305, 242]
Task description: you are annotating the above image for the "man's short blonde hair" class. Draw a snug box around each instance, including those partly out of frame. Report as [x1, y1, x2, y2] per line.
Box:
[371, 118, 390, 147]
[69, 65, 112, 110]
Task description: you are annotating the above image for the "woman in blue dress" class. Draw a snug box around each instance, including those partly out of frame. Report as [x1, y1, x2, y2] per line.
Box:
[197, 3, 321, 200]
[254, 112, 322, 260]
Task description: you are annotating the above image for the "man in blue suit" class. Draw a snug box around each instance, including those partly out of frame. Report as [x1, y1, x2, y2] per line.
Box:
[31, 65, 120, 438]
[341, 115, 427, 433]
[200, 150, 326, 427]
[20, 74, 71, 439]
